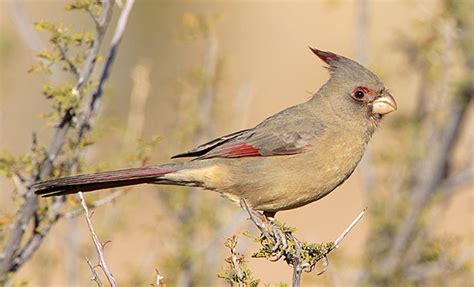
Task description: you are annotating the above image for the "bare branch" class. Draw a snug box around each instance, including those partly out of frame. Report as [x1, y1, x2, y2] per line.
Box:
[62, 190, 124, 219]
[73, 0, 114, 96]
[78, 192, 117, 287]
[294, 209, 366, 286]
[438, 169, 474, 195]
[334, 208, 367, 248]
[77, 0, 136, 139]
[5, 197, 64, 273]
[72, 7, 138, 284]
[85, 256, 104, 287]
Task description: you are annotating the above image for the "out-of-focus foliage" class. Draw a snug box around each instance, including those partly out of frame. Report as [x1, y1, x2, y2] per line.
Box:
[152, 12, 231, 287]
[362, 0, 473, 286]
[0, 1, 159, 285]
[29, 19, 95, 122]
[0, 0, 101, 184]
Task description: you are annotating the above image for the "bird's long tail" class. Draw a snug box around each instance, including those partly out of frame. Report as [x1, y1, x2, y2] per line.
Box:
[32, 164, 181, 197]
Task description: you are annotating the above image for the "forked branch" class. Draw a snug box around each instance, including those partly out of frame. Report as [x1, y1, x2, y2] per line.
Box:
[78, 192, 117, 287]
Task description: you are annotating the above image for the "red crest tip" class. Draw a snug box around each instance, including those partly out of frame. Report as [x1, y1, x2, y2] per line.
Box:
[309, 47, 340, 65]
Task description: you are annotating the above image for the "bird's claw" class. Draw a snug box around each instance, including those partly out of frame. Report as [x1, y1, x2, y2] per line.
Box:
[268, 218, 288, 253]
[315, 255, 329, 275]
[251, 209, 288, 256]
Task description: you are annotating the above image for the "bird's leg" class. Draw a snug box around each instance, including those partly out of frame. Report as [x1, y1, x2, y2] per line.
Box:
[264, 213, 288, 253]
[240, 199, 287, 260]
[240, 198, 270, 239]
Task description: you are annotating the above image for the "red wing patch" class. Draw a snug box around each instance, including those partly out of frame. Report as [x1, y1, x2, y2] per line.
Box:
[205, 143, 262, 158]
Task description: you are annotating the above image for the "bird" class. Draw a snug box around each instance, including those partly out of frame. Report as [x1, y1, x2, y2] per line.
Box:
[33, 48, 397, 218]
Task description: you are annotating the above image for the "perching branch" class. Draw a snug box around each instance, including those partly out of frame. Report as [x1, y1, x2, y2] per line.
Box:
[78, 192, 117, 287]
[239, 199, 366, 287]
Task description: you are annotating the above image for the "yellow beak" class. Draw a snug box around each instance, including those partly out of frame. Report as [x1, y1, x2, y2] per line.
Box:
[371, 91, 397, 115]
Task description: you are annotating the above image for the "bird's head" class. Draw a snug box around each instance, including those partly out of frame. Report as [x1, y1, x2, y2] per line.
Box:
[310, 48, 397, 131]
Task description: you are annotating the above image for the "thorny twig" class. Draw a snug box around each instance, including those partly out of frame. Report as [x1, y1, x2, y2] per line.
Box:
[85, 256, 104, 287]
[75, 1, 135, 285]
[78, 192, 117, 287]
[154, 269, 165, 287]
[240, 199, 366, 287]
[62, 190, 124, 219]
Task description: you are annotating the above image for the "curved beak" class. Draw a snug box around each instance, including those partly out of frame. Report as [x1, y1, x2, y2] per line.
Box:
[371, 91, 397, 115]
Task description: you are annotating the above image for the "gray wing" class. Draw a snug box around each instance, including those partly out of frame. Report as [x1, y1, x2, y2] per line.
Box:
[172, 104, 326, 160]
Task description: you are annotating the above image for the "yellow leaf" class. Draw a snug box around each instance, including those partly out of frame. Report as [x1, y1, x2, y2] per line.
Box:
[181, 13, 199, 29]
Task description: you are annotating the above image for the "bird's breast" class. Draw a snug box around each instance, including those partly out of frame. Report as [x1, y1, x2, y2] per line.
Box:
[219, 131, 368, 212]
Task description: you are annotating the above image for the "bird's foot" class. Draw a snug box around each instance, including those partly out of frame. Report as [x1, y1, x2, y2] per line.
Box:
[267, 217, 288, 253]
[239, 198, 289, 260]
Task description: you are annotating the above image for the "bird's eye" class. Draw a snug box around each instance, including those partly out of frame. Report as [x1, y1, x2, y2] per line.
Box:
[354, 91, 365, 99]
[351, 87, 368, 101]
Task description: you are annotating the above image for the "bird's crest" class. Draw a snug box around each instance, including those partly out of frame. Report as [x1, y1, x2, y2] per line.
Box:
[309, 47, 383, 87]
[309, 47, 340, 66]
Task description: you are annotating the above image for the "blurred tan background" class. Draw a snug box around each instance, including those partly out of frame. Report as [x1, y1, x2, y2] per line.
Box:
[1, 0, 472, 286]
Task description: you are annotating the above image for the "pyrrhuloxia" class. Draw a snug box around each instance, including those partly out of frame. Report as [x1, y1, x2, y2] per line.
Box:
[33, 48, 397, 216]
